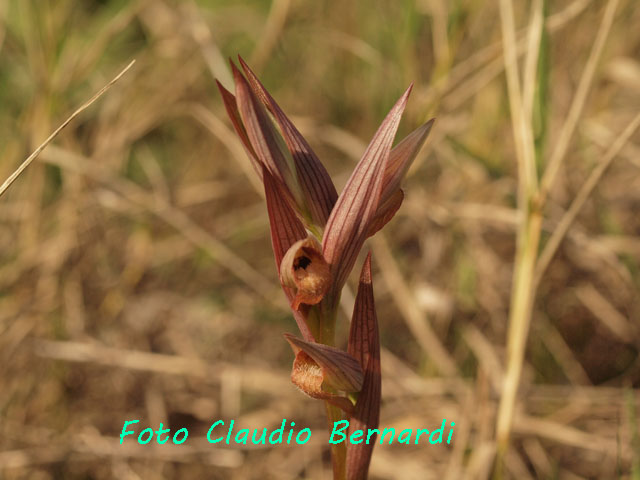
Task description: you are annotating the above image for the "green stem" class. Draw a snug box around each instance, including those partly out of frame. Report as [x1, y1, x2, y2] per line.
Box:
[309, 292, 340, 345]
[316, 293, 344, 478]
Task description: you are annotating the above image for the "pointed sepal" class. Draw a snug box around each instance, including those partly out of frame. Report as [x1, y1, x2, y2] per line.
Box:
[346, 254, 381, 480]
[239, 56, 338, 227]
[215, 80, 262, 178]
[364, 119, 434, 236]
[263, 167, 315, 341]
[367, 188, 404, 237]
[322, 86, 412, 297]
[380, 119, 434, 205]
[231, 62, 302, 212]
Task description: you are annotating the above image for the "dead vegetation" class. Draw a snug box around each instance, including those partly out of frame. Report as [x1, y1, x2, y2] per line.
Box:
[1, 0, 639, 478]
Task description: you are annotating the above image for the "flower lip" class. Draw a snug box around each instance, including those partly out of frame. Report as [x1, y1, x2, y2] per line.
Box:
[284, 333, 364, 394]
[280, 236, 331, 310]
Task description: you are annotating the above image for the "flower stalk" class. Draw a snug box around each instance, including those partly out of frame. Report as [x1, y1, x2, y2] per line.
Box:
[217, 57, 433, 479]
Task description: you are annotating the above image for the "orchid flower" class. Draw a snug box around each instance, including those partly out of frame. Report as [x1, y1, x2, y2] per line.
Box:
[217, 56, 433, 480]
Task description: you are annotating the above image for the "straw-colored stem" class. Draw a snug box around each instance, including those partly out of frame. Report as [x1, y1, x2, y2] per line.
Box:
[494, 5, 620, 467]
[326, 402, 347, 480]
[498, 0, 538, 198]
[496, 207, 542, 458]
[495, 0, 543, 473]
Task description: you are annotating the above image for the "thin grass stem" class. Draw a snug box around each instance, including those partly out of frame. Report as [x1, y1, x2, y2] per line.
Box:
[0, 60, 135, 199]
[538, 0, 619, 203]
[534, 111, 640, 287]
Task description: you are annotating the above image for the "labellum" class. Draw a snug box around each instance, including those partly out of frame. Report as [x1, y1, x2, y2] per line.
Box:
[280, 236, 331, 310]
[285, 333, 364, 414]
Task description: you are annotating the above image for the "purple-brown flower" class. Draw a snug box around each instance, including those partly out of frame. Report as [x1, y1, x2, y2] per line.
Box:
[217, 56, 433, 480]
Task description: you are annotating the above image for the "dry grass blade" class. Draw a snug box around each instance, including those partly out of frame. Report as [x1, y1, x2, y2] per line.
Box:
[0, 60, 135, 199]
[4, 2, 639, 478]
[371, 234, 457, 376]
[575, 284, 637, 344]
[34, 339, 289, 392]
[515, 415, 632, 461]
[498, 0, 538, 195]
[522, 0, 543, 123]
[539, 0, 620, 201]
[536, 316, 591, 385]
[248, 0, 291, 71]
[462, 324, 503, 393]
[39, 146, 283, 309]
[534, 110, 640, 285]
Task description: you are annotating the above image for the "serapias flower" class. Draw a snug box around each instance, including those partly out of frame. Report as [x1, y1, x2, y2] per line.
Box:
[279, 236, 331, 311]
[217, 56, 433, 480]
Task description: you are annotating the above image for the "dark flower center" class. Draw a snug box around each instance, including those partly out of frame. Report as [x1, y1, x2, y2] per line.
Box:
[294, 256, 312, 270]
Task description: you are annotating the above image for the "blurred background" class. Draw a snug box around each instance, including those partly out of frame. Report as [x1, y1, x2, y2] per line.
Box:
[1, 0, 640, 478]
